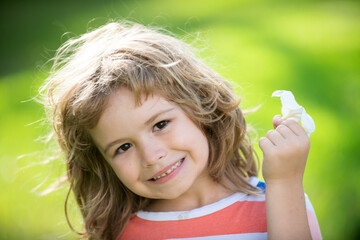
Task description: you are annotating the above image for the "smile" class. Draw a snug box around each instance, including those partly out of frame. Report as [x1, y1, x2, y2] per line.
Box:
[151, 158, 184, 181]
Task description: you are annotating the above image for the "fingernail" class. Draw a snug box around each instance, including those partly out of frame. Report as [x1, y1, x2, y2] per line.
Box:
[274, 115, 282, 123]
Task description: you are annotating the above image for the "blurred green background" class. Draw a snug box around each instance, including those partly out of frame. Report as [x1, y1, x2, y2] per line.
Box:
[1, 0, 359, 239]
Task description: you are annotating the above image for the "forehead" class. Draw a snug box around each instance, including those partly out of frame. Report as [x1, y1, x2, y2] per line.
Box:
[104, 88, 171, 114]
[94, 87, 179, 135]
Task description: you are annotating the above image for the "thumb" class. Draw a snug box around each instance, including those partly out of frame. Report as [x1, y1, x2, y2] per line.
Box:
[273, 115, 284, 129]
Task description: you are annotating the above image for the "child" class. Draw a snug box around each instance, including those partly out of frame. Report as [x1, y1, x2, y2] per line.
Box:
[41, 21, 322, 240]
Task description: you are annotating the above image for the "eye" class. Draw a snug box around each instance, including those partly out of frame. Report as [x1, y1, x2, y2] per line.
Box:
[115, 143, 132, 154]
[153, 120, 169, 131]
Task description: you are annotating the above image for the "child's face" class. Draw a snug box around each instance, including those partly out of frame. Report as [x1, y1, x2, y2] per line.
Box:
[90, 88, 211, 200]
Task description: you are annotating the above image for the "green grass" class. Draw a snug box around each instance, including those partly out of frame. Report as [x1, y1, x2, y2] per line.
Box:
[1, 0, 360, 239]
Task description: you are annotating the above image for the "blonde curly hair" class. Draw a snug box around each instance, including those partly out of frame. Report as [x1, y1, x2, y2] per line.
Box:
[41, 21, 259, 240]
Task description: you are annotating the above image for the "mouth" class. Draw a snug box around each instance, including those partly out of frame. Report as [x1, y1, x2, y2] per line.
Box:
[149, 158, 184, 182]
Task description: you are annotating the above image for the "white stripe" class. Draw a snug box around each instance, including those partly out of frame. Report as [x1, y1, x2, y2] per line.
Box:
[166, 232, 268, 240]
[305, 193, 315, 212]
[248, 176, 260, 186]
[246, 194, 265, 201]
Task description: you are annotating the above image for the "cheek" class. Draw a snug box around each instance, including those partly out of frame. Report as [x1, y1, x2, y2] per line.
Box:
[196, 134, 210, 164]
[173, 121, 209, 160]
[111, 159, 139, 187]
[191, 128, 210, 166]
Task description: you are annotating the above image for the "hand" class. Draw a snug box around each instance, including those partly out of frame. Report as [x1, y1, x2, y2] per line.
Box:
[259, 115, 310, 185]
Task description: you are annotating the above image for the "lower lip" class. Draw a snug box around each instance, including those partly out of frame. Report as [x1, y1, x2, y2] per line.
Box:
[148, 158, 185, 184]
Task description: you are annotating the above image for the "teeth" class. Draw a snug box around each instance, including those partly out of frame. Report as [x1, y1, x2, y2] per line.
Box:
[152, 159, 183, 181]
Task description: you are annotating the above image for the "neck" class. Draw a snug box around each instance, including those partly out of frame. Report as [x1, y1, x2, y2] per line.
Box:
[145, 175, 234, 212]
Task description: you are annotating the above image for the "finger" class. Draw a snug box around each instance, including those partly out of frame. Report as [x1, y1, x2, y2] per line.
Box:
[272, 115, 284, 129]
[259, 137, 274, 152]
[275, 124, 294, 139]
[282, 119, 307, 136]
[266, 129, 284, 146]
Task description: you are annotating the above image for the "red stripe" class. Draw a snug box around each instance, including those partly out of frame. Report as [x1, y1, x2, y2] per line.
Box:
[119, 201, 267, 240]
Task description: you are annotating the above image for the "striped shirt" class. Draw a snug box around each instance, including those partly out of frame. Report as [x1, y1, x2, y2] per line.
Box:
[119, 177, 322, 240]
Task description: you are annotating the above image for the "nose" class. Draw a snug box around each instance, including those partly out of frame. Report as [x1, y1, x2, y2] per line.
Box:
[139, 136, 167, 167]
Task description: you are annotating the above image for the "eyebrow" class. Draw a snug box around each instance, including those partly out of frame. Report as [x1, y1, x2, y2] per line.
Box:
[103, 107, 175, 155]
